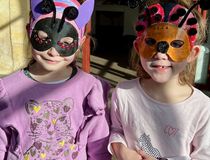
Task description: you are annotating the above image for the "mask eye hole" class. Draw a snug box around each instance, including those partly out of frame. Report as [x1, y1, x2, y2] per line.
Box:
[170, 40, 184, 48]
[145, 38, 156, 46]
[57, 37, 77, 51]
[60, 37, 74, 45]
[37, 30, 48, 39]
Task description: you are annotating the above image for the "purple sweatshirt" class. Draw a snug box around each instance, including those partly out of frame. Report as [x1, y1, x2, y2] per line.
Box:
[0, 69, 111, 160]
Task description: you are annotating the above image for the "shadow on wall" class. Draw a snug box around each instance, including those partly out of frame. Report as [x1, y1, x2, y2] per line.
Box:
[0, 0, 30, 76]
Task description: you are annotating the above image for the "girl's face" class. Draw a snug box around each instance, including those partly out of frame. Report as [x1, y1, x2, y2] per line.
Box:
[140, 52, 188, 83]
[32, 30, 77, 72]
[30, 17, 81, 72]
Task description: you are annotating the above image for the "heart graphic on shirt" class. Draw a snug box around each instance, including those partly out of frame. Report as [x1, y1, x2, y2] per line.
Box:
[34, 141, 42, 149]
[70, 144, 76, 150]
[52, 119, 57, 125]
[164, 125, 179, 136]
[31, 123, 37, 131]
[43, 112, 50, 119]
[44, 144, 50, 151]
[64, 105, 71, 112]
[72, 151, 78, 159]
[30, 149, 36, 156]
[40, 153, 46, 159]
[59, 140, 65, 147]
[64, 150, 70, 156]
[24, 154, 30, 160]
[33, 105, 41, 113]
[53, 108, 60, 114]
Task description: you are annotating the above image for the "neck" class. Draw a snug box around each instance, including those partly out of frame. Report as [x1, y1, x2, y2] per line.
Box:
[140, 77, 193, 104]
[28, 63, 73, 83]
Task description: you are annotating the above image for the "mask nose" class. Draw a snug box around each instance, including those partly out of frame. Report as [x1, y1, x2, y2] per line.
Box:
[157, 41, 169, 53]
[48, 47, 60, 57]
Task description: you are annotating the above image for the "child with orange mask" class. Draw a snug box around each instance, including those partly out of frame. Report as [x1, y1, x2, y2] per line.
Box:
[108, 0, 210, 159]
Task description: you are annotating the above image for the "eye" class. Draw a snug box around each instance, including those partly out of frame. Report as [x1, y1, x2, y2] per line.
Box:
[145, 38, 156, 46]
[170, 40, 184, 48]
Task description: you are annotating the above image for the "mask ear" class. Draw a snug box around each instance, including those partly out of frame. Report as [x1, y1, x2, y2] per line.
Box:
[187, 45, 201, 62]
[75, 0, 94, 29]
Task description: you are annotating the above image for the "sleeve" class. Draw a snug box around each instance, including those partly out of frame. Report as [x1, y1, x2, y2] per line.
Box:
[85, 79, 112, 160]
[0, 129, 7, 160]
[108, 89, 127, 154]
[190, 106, 210, 160]
[0, 79, 9, 159]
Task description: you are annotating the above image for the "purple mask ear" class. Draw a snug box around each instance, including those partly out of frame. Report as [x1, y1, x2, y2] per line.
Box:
[31, 0, 43, 19]
[75, 0, 95, 29]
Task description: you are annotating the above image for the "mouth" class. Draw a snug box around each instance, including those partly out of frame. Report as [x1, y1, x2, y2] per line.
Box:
[42, 57, 60, 64]
[151, 65, 172, 68]
[150, 64, 172, 72]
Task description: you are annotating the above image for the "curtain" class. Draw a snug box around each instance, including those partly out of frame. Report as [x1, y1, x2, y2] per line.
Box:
[0, 0, 30, 77]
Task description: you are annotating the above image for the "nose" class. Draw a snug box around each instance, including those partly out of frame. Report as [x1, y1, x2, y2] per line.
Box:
[47, 47, 60, 57]
[157, 41, 169, 53]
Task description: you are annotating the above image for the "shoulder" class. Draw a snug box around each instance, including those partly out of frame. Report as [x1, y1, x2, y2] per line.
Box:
[0, 70, 23, 92]
[115, 78, 140, 94]
[76, 68, 99, 84]
[77, 68, 110, 90]
[111, 78, 140, 103]
[0, 70, 23, 86]
[192, 87, 210, 114]
[193, 87, 210, 104]
[76, 69, 111, 103]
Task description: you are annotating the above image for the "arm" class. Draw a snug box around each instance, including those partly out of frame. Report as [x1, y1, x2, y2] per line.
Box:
[0, 128, 7, 160]
[0, 79, 22, 160]
[190, 108, 210, 160]
[85, 79, 112, 160]
[0, 79, 9, 159]
[112, 142, 142, 160]
[109, 90, 142, 160]
[86, 109, 112, 160]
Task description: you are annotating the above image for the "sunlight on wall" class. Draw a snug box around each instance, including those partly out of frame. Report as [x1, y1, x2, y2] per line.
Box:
[0, 0, 30, 76]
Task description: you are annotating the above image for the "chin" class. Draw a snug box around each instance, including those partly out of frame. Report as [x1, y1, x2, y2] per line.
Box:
[41, 63, 67, 72]
[150, 75, 172, 83]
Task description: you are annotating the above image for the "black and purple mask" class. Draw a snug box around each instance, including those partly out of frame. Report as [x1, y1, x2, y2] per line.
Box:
[29, 0, 94, 57]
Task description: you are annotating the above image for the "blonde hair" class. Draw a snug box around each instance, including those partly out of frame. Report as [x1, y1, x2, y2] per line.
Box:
[131, 0, 207, 85]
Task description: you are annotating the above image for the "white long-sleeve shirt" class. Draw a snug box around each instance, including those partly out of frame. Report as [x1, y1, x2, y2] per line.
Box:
[108, 78, 210, 160]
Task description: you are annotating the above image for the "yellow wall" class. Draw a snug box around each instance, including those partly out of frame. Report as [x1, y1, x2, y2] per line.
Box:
[0, 0, 30, 76]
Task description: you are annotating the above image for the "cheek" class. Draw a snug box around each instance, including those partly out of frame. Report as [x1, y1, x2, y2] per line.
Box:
[31, 51, 39, 60]
[172, 61, 188, 72]
[32, 49, 45, 56]
[31, 50, 46, 61]
[140, 57, 149, 69]
[64, 54, 75, 63]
